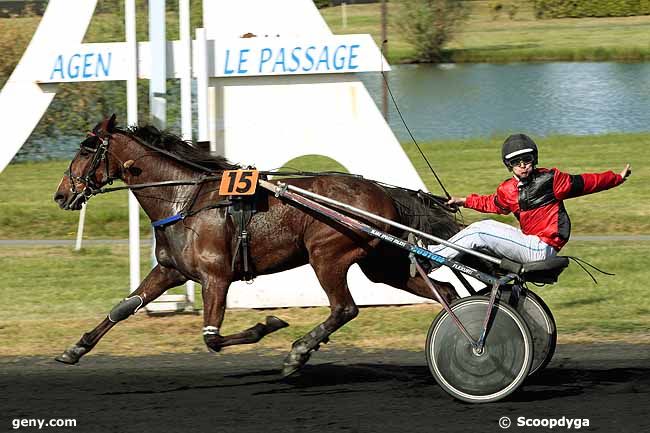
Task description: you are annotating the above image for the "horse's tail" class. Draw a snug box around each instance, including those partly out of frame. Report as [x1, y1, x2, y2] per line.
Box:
[375, 183, 500, 276]
[376, 184, 461, 242]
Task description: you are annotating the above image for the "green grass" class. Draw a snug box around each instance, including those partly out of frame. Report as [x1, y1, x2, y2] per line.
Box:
[1, 131, 648, 356]
[0, 161, 151, 239]
[2, 132, 647, 239]
[0, 241, 647, 357]
[546, 241, 650, 336]
[320, 2, 650, 63]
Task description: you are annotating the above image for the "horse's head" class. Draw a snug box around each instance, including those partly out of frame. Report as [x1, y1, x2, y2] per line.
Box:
[54, 114, 124, 210]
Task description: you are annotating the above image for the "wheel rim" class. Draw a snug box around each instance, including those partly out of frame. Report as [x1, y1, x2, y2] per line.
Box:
[515, 293, 556, 374]
[478, 288, 557, 375]
[427, 298, 532, 402]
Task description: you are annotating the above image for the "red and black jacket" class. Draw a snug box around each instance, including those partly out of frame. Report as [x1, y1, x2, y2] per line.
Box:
[465, 168, 624, 250]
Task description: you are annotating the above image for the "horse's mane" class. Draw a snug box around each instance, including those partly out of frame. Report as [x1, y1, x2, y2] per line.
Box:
[378, 185, 461, 241]
[123, 125, 240, 171]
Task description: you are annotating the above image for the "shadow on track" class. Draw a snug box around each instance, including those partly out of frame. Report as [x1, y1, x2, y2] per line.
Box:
[1, 345, 648, 432]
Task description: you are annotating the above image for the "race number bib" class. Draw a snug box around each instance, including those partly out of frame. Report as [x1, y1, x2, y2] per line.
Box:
[219, 170, 259, 195]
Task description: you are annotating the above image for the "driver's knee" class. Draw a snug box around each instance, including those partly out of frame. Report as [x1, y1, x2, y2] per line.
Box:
[467, 220, 498, 232]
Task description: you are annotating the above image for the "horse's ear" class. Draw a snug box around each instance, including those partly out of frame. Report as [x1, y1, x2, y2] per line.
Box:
[95, 114, 118, 136]
[107, 113, 117, 131]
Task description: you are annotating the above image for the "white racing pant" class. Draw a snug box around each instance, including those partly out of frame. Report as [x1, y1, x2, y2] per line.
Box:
[427, 219, 557, 265]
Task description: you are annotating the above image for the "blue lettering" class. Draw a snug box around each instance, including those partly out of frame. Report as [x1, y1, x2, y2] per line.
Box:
[50, 55, 65, 80]
[272, 48, 286, 73]
[348, 44, 360, 69]
[302, 46, 316, 71]
[237, 49, 250, 74]
[259, 48, 272, 73]
[333, 45, 347, 70]
[68, 54, 81, 79]
[96, 52, 111, 77]
[288, 47, 301, 72]
[223, 49, 235, 75]
[316, 46, 330, 71]
[82, 53, 94, 78]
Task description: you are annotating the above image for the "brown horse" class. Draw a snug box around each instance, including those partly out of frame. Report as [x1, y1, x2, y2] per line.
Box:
[53, 115, 460, 376]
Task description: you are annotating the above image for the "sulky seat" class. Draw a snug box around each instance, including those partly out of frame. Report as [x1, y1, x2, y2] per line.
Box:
[519, 256, 570, 284]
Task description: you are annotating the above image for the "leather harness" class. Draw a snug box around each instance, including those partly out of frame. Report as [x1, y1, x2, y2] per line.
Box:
[227, 187, 268, 281]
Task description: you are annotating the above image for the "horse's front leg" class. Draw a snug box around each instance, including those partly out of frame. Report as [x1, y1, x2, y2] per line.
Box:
[201, 276, 289, 353]
[55, 264, 187, 364]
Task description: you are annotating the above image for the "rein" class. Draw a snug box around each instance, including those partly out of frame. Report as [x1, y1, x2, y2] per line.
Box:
[86, 128, 362, 196]
[91, 170, 363, 195]
[70, 130, 453, 228]
[92, 170, 366, 227]
[94, 176, 222, 194]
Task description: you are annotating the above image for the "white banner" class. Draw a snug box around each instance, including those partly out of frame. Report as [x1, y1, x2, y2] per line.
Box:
[37, 42, 128, 83]
[208, 34, 389, 77]
[35, 35, 389, 83]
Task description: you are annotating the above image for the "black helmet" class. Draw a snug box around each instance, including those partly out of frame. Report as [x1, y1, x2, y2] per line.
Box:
[502, 134, 538, 168]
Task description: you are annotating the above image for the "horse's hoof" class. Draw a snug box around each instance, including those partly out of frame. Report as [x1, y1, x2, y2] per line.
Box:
[204, 334, 224, 353]
[281, 350, 311, 378]
[281, 364, 301, 378]
[265, 316, 289, 331]
[55, 346, 87, 365]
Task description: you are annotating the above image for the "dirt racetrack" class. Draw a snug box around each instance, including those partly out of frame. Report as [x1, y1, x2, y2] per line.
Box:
[1, 343, 648, 433]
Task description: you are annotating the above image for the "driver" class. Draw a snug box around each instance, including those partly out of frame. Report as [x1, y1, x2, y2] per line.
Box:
[427, 133, 631, 265]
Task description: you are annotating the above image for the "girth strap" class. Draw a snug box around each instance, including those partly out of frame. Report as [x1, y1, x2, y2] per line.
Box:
[228, 196, 257, 281]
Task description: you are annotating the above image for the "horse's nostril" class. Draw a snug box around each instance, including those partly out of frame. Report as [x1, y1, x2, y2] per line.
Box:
[54, 192, 64, 203]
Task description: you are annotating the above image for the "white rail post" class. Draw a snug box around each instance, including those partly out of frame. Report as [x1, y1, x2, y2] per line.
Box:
[180, 0, 195, 309]
[196, 28, 209, 143]
[74, 203, 87, 251]
[125, 0, 141, 294]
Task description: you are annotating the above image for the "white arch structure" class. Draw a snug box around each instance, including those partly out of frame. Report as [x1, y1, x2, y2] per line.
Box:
[0, 0, 97, 171]
[0, 0, 471, 308]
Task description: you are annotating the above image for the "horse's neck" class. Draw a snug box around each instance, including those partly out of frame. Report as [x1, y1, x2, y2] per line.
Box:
[119, 139, 201, 222]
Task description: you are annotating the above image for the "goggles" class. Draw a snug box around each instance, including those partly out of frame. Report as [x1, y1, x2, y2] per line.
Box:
[507, 154, 534, 167]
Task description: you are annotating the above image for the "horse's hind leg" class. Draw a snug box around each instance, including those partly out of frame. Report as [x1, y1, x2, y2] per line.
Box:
[55, 264, 186, 364]
[358, 255, 458, 304]
[282, 255, 359, 377]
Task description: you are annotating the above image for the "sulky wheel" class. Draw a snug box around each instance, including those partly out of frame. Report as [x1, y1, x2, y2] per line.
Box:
[478, 287, 556, 376]
[426, 296, 533, 403]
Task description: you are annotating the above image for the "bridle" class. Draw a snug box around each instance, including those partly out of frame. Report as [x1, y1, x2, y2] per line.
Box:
[65, 132, 117, 205]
